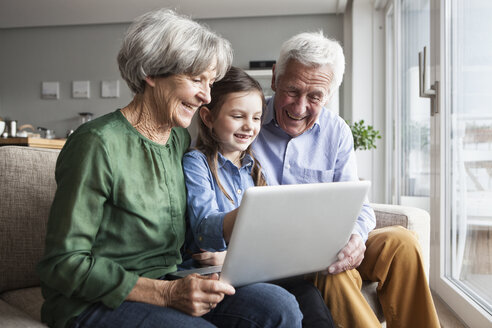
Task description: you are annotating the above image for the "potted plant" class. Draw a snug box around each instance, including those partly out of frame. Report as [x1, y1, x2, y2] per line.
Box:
[346, 119, 381, 151]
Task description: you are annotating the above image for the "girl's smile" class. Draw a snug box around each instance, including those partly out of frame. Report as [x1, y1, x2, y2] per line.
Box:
[200, 90, 263, 165]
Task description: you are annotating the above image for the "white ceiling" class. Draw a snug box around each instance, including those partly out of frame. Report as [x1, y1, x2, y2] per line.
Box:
[0, 0, 347, 29]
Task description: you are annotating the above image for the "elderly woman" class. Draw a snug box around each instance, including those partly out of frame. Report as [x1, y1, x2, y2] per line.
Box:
[37, 9, 302, 328]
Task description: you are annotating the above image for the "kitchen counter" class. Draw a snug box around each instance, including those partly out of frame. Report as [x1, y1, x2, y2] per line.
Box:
[0, 137, 66, 149]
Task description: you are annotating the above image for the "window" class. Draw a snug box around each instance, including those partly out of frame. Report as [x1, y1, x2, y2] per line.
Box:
[387, 0, 431, 211]
[386, 0, 492, 325]
[444, 0, 492, 316]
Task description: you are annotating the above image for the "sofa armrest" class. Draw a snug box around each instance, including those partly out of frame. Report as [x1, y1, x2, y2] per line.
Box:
[370, 203, 431, 279]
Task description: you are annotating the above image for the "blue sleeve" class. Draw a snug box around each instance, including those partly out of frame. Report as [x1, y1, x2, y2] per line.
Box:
[334, 121, 376, 242]
[183, 151, 228, 251]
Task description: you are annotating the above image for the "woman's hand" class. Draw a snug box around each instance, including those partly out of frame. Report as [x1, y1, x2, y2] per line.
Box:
[164, 273, 235, 316]
[192, 250, 227, 267]
[127, 274, 235, 317]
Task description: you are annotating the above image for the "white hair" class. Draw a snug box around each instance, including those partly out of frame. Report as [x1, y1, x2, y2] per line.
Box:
[275, 31, 345, 97]
[118, 9, 233, 94]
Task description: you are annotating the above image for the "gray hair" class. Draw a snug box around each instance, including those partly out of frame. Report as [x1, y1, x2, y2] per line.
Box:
[275, 31, 345, 97]
[118, 9, 233, 94]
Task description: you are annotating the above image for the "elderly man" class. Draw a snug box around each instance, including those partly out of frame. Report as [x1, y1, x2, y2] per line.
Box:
[253, 31, 440, 328]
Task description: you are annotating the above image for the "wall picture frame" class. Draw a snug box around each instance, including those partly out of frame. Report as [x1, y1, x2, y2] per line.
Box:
[101, 80, 120, 98]
[72, 80, 90, 98]
[41, 82, 60, 99]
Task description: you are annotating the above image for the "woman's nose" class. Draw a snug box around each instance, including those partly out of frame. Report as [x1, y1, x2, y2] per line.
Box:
[198, 84, 212, 104]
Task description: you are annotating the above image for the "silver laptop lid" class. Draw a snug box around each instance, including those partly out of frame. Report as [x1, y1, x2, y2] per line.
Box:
[220, 181, 370, 287]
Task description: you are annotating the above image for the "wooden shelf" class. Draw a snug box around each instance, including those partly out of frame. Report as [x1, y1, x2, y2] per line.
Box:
[0, 137, 66, 149]
[245, 69, 272, 77]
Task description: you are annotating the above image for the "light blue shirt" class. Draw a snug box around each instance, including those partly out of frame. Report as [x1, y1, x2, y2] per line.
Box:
[183, 149, 256, 251]
[252, 96, 376, 242]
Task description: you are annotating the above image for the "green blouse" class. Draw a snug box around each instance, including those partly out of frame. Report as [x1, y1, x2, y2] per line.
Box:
[36, 110, 190, 328]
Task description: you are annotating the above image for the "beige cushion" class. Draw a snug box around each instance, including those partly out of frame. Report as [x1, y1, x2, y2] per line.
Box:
[371, 203, 431, 279]
[1, 287, 44, 322]
[374, 209, 408, 229]
[361, 281, 385, 322]
[0, 299, 47, 327]
[0, 146, 59, 293]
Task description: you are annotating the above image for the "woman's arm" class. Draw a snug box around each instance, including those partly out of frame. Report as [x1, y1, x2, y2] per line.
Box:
[37, 133, 138, 309]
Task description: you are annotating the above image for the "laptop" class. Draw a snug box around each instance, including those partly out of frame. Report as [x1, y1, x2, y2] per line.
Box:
[168, 180, 370, 287]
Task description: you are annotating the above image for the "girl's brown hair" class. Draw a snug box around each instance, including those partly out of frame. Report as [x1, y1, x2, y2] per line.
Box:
[195, 66, 267, 204]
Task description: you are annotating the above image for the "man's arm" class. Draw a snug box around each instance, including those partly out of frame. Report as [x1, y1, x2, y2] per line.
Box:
[328, 121, 376, 274]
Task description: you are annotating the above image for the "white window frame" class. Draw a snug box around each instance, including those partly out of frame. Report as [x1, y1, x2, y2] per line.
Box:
[384, 0, 492, 325]
[429, 0, 492, 325]
[385, 1, 398, 205]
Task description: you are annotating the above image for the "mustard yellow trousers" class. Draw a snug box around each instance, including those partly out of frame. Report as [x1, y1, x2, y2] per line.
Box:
[314, 226, 440, 328]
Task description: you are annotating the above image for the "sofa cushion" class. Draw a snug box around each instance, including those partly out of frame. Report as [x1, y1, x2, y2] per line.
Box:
[0, 287, 44, 322]
[374, 209, 408, 229]
[0, 299, 47, 328]
[361, 281, 385, 322]
[371, 203, 430, 279]
[0, 146, 59, 293]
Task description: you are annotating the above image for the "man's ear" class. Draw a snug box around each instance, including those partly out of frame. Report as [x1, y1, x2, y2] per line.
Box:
[271, 64, 277, 92]
[144, 76, 156, 88]
[200, 106, 214, 129]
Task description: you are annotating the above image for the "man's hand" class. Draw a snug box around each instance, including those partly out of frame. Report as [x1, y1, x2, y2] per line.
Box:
[325, 234, 366, 275]
[192, 250, 227, 267]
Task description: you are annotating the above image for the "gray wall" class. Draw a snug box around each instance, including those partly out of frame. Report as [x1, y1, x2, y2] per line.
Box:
[0, 24, 131, 136]
[203, 14, 343, 70]
[0, 14, 342, 137]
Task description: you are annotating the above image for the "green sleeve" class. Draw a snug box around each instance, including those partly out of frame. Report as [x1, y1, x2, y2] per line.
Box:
[37, 131, 138, 309]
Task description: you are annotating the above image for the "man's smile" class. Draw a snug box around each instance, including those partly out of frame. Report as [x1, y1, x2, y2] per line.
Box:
[286, 110, 308, 121]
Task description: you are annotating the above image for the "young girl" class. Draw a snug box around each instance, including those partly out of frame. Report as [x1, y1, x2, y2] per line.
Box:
[182, 66, 266, 266]
[182, 66, 335, 327]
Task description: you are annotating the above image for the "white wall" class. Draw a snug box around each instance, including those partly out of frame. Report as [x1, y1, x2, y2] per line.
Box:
[343, 0, 386, 203]
[0, 14, 342, 138]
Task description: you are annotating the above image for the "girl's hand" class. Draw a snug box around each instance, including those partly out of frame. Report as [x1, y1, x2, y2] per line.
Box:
[164, 273, 235, 316]
[192, 250, 227, 266]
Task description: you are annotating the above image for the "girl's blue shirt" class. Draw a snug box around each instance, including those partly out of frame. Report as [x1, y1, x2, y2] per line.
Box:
[182, 149, 256, 253]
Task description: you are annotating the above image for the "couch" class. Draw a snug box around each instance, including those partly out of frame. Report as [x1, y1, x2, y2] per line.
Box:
[0, 145, 431, 327]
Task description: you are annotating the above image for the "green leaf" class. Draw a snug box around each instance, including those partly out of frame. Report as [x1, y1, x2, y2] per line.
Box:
[346, 119, 381, 151]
